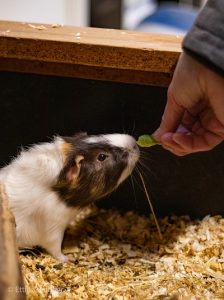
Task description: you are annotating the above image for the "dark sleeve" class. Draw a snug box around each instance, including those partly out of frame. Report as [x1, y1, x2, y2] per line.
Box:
[183, 0, 224, 77]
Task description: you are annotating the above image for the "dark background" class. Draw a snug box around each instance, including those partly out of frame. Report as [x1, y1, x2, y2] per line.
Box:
[1, 71, 224, 218]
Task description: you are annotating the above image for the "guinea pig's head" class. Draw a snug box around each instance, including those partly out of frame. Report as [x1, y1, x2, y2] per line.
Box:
[53, 132, 139, 207]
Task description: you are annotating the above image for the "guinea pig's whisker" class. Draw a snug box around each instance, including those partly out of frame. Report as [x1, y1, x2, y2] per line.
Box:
[139, 151, 157, 165]
[137, 161, 148, 174]
[139, 151, 158, 165]
[131, 121, 136, 136]
[137, 162, 154, 180]
[129, 174, 138, 207]
[132, 166, 144, 190]
[129, 170, 146, 202]
[139, 152, 155, 163]
[139, 149, 150, 155]
[129, 166, 140, 194]
[129, 174, 134, 192]
[137, 170, 162, 240]
[138, 162, 154, 177]
[138, 157, 158, 180]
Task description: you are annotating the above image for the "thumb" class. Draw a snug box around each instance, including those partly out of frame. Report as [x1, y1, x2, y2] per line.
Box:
[153, 89, 185, 141]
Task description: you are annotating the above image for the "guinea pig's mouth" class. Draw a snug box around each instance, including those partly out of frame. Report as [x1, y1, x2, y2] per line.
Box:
[117, 146, 140, 186]
[129, 145, 140, 164]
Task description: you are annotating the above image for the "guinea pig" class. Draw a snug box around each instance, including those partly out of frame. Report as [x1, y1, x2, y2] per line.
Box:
[0, 132, 139, 261]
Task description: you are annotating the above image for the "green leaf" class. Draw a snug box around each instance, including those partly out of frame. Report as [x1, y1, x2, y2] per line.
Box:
[136, 134, 159, 148]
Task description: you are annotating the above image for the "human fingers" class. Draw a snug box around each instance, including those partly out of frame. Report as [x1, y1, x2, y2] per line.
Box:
[160, 132, 190, 156]
[160, 104, 224, 155]
[161, 129, 223, 155]
[153, 88, 184, 142]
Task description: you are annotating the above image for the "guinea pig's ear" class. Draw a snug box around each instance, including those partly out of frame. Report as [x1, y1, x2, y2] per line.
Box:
[66, 155, 84, 182]
[62, 132, 88, 146]
[73, 132, 88, 138]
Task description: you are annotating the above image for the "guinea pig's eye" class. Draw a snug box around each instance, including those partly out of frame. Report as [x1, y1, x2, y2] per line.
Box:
[97, 153, 108, 162]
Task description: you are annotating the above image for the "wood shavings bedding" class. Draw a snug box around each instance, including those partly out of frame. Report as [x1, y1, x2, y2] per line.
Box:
[20, 207, 224, 299]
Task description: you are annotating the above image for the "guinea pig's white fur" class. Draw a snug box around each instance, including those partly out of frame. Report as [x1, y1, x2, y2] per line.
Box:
[0, 133, 139, 261]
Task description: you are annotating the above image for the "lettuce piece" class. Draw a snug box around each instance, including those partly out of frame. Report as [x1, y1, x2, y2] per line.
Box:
[137, 134, 159, 147]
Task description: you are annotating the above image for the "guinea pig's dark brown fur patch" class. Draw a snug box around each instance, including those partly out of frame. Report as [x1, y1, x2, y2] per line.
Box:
[53, 134, 129, 207]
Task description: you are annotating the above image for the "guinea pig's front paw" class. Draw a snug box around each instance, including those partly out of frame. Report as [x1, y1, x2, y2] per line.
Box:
[56, 253, 75, 263]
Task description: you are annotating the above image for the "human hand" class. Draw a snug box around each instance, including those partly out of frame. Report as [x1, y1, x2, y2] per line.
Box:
[153, 52, 224, 156]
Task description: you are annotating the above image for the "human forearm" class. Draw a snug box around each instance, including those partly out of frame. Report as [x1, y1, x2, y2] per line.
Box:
[183, 0, 224, 77]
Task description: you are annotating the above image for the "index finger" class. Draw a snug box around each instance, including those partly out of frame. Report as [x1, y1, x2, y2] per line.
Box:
[153, 89, 185, 141]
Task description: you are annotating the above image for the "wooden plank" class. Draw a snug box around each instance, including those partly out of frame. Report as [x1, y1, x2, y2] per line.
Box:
[0, 184, 25, 300]
[0, 21, 182, 86]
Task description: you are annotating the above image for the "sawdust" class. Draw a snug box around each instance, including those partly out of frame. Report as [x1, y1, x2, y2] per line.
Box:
[20, 207, 224, 299]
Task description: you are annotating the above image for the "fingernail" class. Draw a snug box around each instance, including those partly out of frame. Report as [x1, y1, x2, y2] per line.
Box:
[161, 133, 174, 144]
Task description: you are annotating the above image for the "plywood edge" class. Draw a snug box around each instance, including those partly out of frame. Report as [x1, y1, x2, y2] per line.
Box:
[0, 21, 182, 86]
[0, 184, 26, 300]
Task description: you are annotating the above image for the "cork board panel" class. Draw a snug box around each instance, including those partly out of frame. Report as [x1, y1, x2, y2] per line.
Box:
[0, 21, 182, 86]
